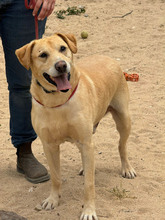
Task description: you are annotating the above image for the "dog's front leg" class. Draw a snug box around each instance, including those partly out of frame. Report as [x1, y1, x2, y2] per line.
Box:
[80, 142, 98, 220]
[41, 143, 61, 210]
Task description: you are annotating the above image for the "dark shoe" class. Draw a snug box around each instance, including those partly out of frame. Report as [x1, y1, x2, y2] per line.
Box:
[16, 142, 50, 184]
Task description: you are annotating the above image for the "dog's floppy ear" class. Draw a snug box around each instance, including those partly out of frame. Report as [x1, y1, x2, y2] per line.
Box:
[56, 33, 77, 54]
[15, 41, 35, 70]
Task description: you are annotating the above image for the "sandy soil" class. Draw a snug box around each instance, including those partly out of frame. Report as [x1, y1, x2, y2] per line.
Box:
[0, 0, 165, 219]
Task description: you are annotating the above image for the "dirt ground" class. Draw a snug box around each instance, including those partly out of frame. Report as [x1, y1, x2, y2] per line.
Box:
[0, 0, 165, 219]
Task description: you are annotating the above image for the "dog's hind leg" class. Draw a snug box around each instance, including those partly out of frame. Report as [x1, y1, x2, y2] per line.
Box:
[109, 101, 136, 179]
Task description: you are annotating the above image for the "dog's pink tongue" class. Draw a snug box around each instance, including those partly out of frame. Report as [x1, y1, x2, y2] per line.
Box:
[53, 74, 71, 91]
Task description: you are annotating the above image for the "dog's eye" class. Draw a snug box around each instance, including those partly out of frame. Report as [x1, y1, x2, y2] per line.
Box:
[60, 46, 66, 52]
[39, 52, 48, 58]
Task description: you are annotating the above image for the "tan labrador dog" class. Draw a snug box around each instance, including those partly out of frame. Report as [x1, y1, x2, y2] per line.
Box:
[15, 33, 136, 220]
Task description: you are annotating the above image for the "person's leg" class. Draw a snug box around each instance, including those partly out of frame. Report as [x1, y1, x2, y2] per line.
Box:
[1, 0, 46, 146]
[0, 0, 49, 183]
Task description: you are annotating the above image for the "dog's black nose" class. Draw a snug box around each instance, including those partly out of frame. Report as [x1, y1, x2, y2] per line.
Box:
[55, 61, 67, 73]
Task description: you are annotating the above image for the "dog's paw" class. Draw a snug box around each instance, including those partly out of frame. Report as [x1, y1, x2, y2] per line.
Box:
[122, 165, 136, 179]
[41, 195, 59, 210]
[80, 208, 98, 220]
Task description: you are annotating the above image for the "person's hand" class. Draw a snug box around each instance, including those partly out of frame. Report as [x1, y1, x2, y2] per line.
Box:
[32, 0, 56, 20]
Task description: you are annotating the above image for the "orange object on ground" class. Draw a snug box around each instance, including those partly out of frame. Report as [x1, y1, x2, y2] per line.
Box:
[124, 72, 139, 82]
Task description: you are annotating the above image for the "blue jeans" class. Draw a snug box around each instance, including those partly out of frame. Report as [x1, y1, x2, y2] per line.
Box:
[0, 0, 46, 147]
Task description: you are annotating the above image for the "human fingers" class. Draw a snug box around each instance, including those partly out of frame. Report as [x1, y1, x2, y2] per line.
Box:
[38, 0, 56, 20]
[46, 1, 55, 17]
[32, 0, 43, 17]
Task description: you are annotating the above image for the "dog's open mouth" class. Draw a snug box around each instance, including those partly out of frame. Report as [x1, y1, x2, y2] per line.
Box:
[43, 72, 71, 92]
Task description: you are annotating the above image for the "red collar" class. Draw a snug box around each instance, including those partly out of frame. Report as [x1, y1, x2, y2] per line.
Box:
[33, 84, 78, 108]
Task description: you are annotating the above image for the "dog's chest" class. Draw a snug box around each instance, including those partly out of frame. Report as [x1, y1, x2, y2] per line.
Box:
[31, 106, 81, 144]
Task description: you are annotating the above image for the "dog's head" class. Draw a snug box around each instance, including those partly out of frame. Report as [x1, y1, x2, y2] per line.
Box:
[15, 33, 77, 92]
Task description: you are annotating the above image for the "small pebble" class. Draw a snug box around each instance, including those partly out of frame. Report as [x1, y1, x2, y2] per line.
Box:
[34, 204, 42, 211]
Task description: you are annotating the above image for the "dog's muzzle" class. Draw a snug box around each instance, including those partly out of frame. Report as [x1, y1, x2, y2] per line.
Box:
[55, 60, 67, 74]
[43, 60, 72, 92]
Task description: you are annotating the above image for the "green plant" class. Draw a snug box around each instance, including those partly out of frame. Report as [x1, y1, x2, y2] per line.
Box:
[55, 6, 86, 19]
[110, 186, 128, 199]
[109, 184, 137, 200]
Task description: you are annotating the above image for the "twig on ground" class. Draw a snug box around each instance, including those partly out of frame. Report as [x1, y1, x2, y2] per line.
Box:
[112, 10, 133, 18]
